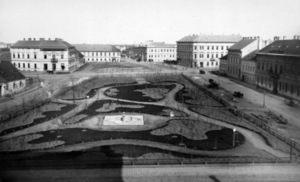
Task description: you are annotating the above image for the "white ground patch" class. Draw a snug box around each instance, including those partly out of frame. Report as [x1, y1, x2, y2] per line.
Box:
[103, 115, 144, 125]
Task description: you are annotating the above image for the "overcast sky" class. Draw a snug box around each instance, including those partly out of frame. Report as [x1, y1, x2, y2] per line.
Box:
[0, 0, 300, 44]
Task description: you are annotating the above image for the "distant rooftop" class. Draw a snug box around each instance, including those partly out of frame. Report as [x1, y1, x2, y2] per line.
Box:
[0, 61, 25, 84]
[177, 34, 243, 43]
[73, 44, 120, 52]
[242, 50, 258, 61]
[11, 38, 74, 49]
[148, 43, 176, 48]
[257, 39, 300, 56]
[228, 39, 257, 51]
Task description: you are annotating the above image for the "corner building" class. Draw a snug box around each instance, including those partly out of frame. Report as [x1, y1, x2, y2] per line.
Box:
[176, 34, 242, 68]
[10, 38, 84, 73]
[255, 39, 300, 100]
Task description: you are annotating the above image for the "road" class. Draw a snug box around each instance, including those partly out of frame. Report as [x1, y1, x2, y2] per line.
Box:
[1, 164, 300, 182]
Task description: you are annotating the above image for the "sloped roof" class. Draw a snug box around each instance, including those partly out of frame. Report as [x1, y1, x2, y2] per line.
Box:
[242, 50, 257, 61]
[11, 39, 74, 49]
[0, 61, 25, 83]
[177, 35, 243, 43]
[257, 40, 300, 56]
[148, 44, 176, 48]
[228, 39, 257, 51]
[220, 54, 228, 60]
[73, 44, 121, 52]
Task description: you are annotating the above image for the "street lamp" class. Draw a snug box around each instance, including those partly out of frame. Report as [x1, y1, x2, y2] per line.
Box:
[86, 95, 89, 109]
[232, 128, 237, 147]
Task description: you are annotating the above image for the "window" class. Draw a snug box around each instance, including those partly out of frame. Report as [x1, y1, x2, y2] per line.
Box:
[34, 64, 37, 69]
[61, 55, 64, 59]
[27, 54, 30, 59]
[34, 54, 37, 59]
[61, 63, 65, 70]
[23, 63, 25, 68]
[44, 54, 47, 59]
[291, 84, 294, 94]
[212, 46, 214, 50]
[13, 54, 15, 58]
[286, 65, 289, 74]
[207, 62, 209, 66]
[280, 65, 283, 74]
[194, 46, 197, 50]
[279, 82, 281, 91]
[22, 54, 24, 58]
[18, 54, 20, 58]
[207, 54, 209, 58]
[285, 83, 288, 93]
[262, 62, 264, 70]
[28, 63, 30, 68]
[18, 63, 20, 67]
[207, 46, 210, 50]
[216, 54, 218, 58]
[216, 46, 218, 50]
[221, 46, 223, 50]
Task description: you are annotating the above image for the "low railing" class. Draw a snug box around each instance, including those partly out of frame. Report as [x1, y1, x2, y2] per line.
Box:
[182, 74, 300, 153]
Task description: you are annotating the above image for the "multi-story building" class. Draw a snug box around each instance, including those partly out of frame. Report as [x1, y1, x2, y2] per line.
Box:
[0, 60, 26, 97]
[176, 34, 243, 68]
[219, 54, 228, 73]
[227, 37, 273, 79]
[10, 38, 84, 73]
[146, 43, 176, 62]
[255, 38, 300, 100]
[241, 51, 257, 84]
[74, 44, 121, 62]
[127, 42, 176, 62]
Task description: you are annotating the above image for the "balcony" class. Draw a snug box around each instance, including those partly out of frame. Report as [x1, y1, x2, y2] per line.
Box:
[51, 58, 58, 63]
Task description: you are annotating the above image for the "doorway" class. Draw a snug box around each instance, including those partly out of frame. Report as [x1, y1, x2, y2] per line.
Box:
[52, 64, 56, 71]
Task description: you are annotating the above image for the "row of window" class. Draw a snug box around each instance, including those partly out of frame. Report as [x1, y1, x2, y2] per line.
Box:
[227, 66, 239, 76]
[228, 55, 240, 64]
[257, 61, 300, 75]
[85, 58, 118, 61]
[242, 64, 255, 72]
[149, 48, 175, 53]
[83, 52, 120, 56]
[148, 54, 175, 58]
[13, 62, 65, 70]
[13, 53, 64, 60]
[5, 81, 24, 90]
[257, 76, 300, 96]
[243, 75, 255, 84]
[178, 45, 230, 51]
[178, 52, 224, 59]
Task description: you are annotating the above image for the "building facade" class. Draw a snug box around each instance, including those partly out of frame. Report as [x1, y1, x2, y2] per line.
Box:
[146, 43, 176, 62]
[219, 54, 228, 73]
[74, 44, 121, 62]
[127, 42, 176, 62]
[176, 34, 243, 68]
[241, 51, 257, 84]
[0, 60, 26, 97]
[255, 39, 300, 100]
[11, 38, 84, 73]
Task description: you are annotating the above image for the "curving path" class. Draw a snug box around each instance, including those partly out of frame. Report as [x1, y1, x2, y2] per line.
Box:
[0, 78, 289, 157]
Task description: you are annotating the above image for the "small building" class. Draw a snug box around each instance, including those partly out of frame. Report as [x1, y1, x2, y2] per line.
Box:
[241, 51, 257, 85]
[176, 34, 243, 68]
[146, 43, 176, 62]
[219, 54, 228, 73]
[255, 37, 300, 100]
[0, 60, 26, 97]
[10, 38, 84, 73]
[74, 44, 121, 62]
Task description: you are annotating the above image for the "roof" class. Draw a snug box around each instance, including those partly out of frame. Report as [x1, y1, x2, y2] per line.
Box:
[148, 44, 176, 48]
[242, 50, 257, 61]
[0, 61, 26, 84]
[220, 54, 228, 60]
[257, 40, 300, 56]
[177, 34, 243, 43]
[228, 39, 257, 51]
[11, 39, 74, 49]
[73, 44, 121, 52]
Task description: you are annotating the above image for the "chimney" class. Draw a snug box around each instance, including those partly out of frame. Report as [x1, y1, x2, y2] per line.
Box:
[34, 38, 36, 41]
[29, 38, 31, 41]
[274, 36, 277, 41]
[294, 35, 297, 39]
[23, 38, 26, 40]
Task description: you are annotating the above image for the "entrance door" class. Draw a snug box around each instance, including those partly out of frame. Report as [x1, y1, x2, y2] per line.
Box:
[200, 62, 203, 67]
[44, 64, 48, 71]
[52, 64, 56, 71]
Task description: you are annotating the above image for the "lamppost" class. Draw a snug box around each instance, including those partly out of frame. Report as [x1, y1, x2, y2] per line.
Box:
[232, 128, 237, 147]
[86, 95, 89, 109]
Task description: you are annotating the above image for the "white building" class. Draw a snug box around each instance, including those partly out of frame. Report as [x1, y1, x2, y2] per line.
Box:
[74, 44, 121, 62]
[10, 38, 84, 73]
[146, 43, 176, 62]
[176, 34, 243, 68]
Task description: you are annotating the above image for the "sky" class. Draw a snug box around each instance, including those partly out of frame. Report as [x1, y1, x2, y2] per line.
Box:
[0, 0, 300, 44]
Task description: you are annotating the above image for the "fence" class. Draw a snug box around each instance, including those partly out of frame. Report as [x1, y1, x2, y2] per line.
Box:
[1, 156, 298, 169]
[182, 74, 300, 153]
